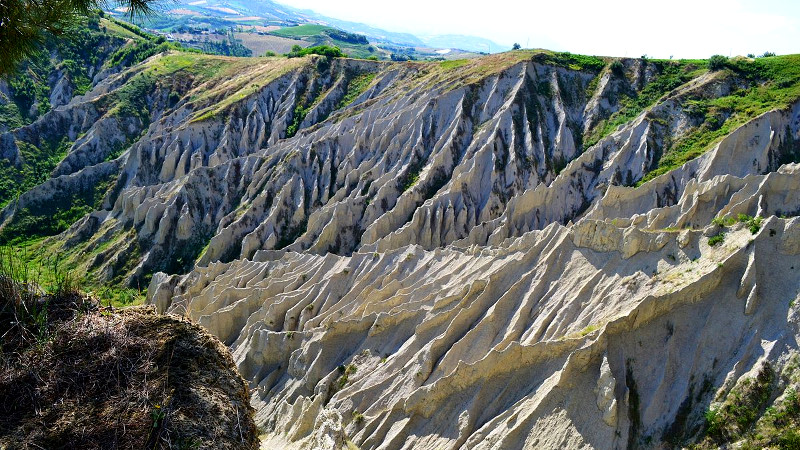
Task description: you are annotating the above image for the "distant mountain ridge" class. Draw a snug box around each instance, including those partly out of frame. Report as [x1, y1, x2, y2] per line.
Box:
[419, 34, 507, 53]
[167, 0, 503, 52]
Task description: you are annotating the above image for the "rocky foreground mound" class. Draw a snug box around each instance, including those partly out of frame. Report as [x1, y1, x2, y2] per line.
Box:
[0, 281, 258, 449]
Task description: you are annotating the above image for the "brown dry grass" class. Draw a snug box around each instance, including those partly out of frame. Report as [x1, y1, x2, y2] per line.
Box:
[0, 276, 258, 449]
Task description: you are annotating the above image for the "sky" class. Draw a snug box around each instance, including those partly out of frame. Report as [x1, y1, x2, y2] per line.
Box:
[281, 0, 800, 58]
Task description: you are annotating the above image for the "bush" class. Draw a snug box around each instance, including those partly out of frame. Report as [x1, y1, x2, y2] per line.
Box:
[610, 59, 624, 75]
[323, 29, 367, 45]
[286, 45, 344, 59]
[708, 232, 725, 246]
[709, 55, 729, 71]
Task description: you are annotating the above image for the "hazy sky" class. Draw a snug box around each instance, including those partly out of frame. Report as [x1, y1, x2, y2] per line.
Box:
[281, 0, 800, 58]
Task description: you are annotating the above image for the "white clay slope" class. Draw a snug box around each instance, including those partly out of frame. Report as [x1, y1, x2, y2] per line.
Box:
[150, 164, 800, 448]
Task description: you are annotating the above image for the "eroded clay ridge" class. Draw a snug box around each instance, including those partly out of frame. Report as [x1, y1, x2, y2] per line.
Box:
[9, 52, 797, 286]
[150, 161, 800, 448]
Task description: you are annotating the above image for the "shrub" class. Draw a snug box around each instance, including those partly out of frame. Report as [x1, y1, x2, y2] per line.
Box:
[708, 233, 725, 246]
[512, 43, 521, 50]
[336, 363, 357, 389]
[610, 59, 624, 76]
[286, 45, 344, 59]
[744, 215, 763, 234]
[705, 407, 723, 439]
[167, 90, 181, 107]
[709, 55, 729, 71]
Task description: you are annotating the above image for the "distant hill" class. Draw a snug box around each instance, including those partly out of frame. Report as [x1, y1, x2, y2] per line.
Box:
[420, 34, 506, 53]
[124, 0, 499, 56]
[231, 0, 426, 47]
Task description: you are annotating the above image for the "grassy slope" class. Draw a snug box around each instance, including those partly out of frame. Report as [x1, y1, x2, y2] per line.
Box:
[269, 24, 333, 37]
[270, 24, 378, 59]
[584, 58, 709, 149]
[187, 54, 309, 122]
[640, 55, 800, 183]
[689, 362, 800, 449]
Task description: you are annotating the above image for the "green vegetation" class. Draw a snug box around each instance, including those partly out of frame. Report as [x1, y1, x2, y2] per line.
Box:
[532, 51, 606, 72]
[196, 31, 251, 57]
[399, 159, 424, 193]
[586, 59, 707, 149]
[708, 233, 725, 247]
[272, 25, 365, 48]
[711, 214, 763, 235]
[270, 24, 335, 38]
[708, 55, 729, 71]
[610, 59, 625, 75]
[336, 363, 358, 389]
[337, 72, 376, 109]
[742, 215, 764, 234]
[1, 15, 132, 128]
[106, 37, 172, 68]
[0, 0, 158, 75]
[0, 251, 83, 386]
[0, 171, 116, 245]
[286, 100, 310, 138]
[272, 25, 376, 59]
[0, 13, 194, 131]
[272, 25, 367, 45]
[439, 59, 470, 70]
[640, 54, 800, 184]
[286, 45, 345, 59]
[109, 51, 232, 124]
[0, 242, 142, 308]
[692, 364, 798, 449]
[105, 69, 157, 122]
[0, 138, 72, 210]
[189, 56, 308, 123]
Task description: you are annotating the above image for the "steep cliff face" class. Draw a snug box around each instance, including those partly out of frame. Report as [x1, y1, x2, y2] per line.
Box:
[2, 47, 800, 449]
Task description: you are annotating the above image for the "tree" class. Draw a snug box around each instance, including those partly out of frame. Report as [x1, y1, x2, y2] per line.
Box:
[512, 43, 521, 50]
[0, 0, 159, 75]
[609, 59, 624, 76]
[708, 54, 728, 71]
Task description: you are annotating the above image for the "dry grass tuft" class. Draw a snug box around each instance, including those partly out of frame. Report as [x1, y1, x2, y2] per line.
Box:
[0, 257, 258, 449]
